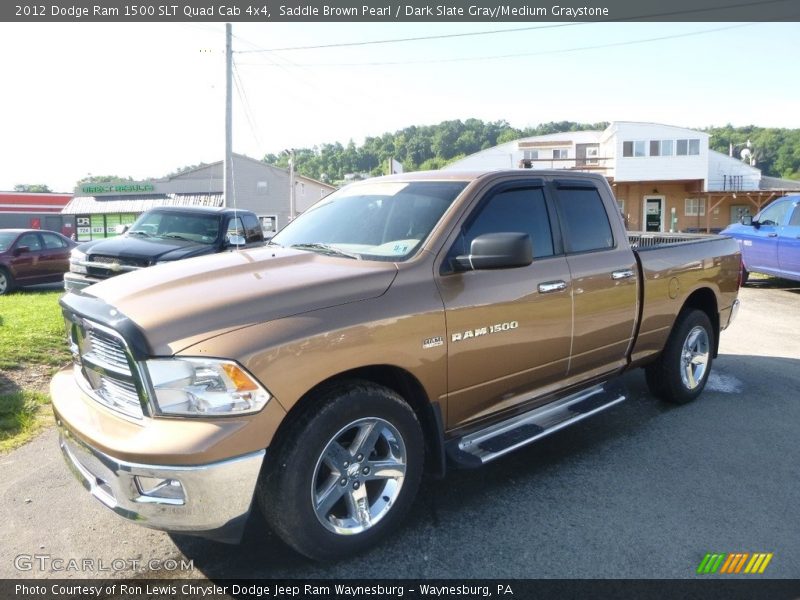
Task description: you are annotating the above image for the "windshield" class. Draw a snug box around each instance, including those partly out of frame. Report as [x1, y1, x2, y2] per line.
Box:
[0, 232, 18, 252]
[128, 211, 221, 244]
[271, 181, 468, 261]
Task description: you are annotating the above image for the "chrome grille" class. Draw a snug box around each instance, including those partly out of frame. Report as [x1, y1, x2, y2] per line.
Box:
[65, 316, 144, 419]
[92, 255, 149, 268]
[84, 329, 131, 375]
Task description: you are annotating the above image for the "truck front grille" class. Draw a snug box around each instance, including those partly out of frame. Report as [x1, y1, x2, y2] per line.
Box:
[85, 255, 148, 279]
[92, 255, 149, 268]
[66, 316, 145, 419]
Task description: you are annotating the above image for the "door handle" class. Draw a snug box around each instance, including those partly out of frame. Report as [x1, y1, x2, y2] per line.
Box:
[611, 269, 635, 280]
[767, 233, 778, 238]
[538, 280, 567, 293]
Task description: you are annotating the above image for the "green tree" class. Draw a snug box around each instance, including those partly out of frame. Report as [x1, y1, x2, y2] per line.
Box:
[13, 184, 52, 193]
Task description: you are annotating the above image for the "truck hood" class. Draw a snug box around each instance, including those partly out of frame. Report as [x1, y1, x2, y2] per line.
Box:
[80, 235, 215, 263]
[81, 247, 398, 355]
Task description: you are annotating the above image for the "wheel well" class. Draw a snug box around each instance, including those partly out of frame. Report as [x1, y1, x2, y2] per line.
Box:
[681, 287, 720, 356]
[272, 365, 446, 478]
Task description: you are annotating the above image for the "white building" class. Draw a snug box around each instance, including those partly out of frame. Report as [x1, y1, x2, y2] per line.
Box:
[445, 122, 797, 232]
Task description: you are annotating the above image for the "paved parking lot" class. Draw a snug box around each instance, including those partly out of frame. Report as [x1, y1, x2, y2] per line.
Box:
[1, 280, 798, 579]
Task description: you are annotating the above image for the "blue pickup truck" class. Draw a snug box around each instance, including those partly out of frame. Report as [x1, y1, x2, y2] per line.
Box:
[721, 195, 800, 284]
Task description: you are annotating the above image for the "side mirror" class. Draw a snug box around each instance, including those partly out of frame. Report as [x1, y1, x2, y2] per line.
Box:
[751, 218, 761, 228]
[740, 216, 752, 226]
[453, 232, 533, 272]
[13, 245, 30, 257]
[226, 233, 246, 247]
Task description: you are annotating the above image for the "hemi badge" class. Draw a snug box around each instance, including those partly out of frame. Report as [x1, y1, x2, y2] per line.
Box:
[422, 336, 444, 349]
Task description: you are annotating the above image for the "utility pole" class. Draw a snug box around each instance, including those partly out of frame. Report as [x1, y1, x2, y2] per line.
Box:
[289, 149, 296, 220]
[223, 23, 233, 207]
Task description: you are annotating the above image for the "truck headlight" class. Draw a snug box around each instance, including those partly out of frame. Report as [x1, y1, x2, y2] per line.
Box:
[70, 249, 87, 274]
[146, 358, 270, 416]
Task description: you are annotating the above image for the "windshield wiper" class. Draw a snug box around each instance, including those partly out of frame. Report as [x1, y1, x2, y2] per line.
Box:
[128, 230, 151, 237]
[290, 243, 361, 260]
[161, 234, 192, 241]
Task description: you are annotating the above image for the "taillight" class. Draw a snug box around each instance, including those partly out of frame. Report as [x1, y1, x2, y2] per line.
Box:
[737, 260, 744, 289]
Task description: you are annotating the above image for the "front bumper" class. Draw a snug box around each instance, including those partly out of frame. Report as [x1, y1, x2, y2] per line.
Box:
[57, 417, 264, 543]
[63, 272, 103, 292]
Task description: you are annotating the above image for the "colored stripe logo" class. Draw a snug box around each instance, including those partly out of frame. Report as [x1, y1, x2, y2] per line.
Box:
[697, 552, 773, 574]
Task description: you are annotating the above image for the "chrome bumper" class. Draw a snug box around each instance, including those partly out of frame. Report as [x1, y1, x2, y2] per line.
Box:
[63, 272, 100, 292]
[57, 419, 265, 543]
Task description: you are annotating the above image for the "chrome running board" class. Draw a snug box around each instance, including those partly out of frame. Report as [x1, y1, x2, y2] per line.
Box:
[446, 379, 627, 467]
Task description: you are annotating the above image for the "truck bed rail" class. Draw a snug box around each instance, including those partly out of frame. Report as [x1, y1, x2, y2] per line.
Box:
[628, 231, 722, 250]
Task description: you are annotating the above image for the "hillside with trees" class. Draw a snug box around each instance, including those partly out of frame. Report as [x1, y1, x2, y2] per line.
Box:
[263, 120, 800, 185]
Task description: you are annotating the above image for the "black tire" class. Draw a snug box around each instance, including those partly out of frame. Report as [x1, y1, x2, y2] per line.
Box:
[644, 308, 715, 404]
[257, 381, 424, 560]
[0, 268, 15, 295]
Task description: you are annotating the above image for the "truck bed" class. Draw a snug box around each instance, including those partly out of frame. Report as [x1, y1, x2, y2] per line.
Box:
[628, 232, 741, 365]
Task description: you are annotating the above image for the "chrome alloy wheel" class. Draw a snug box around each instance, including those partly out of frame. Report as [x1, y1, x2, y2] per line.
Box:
[0, 272, 8, 294]
[311, 417, 407, 535]
[680, 325, 710, 390]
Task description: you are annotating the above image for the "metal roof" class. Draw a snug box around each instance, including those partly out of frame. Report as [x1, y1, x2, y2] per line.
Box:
[61, 193, 223, 215]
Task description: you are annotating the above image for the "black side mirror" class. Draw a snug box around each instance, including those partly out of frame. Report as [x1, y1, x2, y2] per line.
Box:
[751, 218, 760, 229]
[13, 245, 30, 257]
[453, 232, 533, 272]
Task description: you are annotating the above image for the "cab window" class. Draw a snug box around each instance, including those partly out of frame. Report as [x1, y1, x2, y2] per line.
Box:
[555, 187, 614, 253]
[758, 201, 791, 226]
[448, 186, 555, 264]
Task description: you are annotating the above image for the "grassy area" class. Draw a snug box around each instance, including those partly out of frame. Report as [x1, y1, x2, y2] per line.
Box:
[0, 290, 69, 370]
[0, 290, 68, 451]
[0, 390, 52, 452]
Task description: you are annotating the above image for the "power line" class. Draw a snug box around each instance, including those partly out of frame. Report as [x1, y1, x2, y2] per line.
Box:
[235, 23, 760, 68]
[235, 23, 588, 53]
[232, 59, 262, 149]
[234, 0, 793, 53]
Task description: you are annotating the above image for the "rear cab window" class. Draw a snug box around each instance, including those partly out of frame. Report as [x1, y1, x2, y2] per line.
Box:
[553, 185, 615, 253]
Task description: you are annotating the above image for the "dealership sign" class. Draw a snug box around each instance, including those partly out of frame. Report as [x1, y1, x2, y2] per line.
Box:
[80, 182, 156, 195]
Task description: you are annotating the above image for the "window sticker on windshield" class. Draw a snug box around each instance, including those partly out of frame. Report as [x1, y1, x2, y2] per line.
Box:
[338, 182, 409, 198]
[392, 244, 409, 254]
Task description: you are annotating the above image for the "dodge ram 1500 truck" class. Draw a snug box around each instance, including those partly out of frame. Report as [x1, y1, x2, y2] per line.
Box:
[51, 170, 741, 560]
[64, 206, 265, 292]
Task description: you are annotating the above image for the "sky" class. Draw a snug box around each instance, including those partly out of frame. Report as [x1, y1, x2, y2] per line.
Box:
[1, 20, 798, 192]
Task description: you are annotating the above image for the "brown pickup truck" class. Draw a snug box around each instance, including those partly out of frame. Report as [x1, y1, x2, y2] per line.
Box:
[51, 170, 741, 560]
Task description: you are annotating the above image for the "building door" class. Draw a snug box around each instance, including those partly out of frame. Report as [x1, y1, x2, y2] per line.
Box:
[643, 196, 664, 232]
[730, 204, 752, 224]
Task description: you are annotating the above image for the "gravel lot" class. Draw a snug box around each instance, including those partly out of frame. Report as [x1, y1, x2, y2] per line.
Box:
[1, 280, 799, 580]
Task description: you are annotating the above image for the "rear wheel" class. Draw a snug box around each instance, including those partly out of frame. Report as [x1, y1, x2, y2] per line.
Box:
[257, 381, 424, 560]
[645, 309, 714, 404]
[0, 268, 15, 295]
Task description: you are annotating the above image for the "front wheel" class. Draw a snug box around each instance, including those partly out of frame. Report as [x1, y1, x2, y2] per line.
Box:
[645, 309, 714, 404]
[257, 382, 424, 560]
[0, 268, 15, 295]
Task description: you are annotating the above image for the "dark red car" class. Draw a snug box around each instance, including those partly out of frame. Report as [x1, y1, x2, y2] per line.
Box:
[0, 229, 77, 295]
